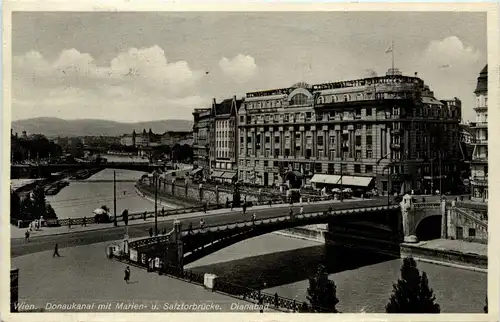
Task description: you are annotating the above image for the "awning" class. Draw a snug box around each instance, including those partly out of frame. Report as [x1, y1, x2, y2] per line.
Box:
[311, 174, 373, 187]
[211, 171, 225, 178]
[191, 168, 203, 175]
[222, 172, 236, 179]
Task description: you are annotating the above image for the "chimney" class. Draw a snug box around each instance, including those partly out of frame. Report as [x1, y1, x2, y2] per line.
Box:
[414, 72, 418, 77]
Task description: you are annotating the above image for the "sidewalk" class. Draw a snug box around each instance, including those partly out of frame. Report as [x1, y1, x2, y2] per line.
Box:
[12, 240, 272, 312]
[10, 198, 366, 239]
[411, 238, 487, 257]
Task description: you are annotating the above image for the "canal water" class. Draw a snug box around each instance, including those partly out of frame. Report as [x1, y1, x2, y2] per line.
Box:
[47, 167, 487, 313]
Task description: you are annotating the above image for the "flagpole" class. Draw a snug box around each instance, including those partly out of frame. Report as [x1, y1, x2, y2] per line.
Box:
[391, 40, 395, 71]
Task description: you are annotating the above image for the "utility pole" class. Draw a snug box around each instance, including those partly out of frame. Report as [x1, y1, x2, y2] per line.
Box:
[113, 170, 117, 226]
[154, 173, 158, 235]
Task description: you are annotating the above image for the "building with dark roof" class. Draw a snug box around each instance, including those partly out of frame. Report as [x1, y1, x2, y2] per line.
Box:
[470, 64, 488, 201]
[210, 96, 243, 183]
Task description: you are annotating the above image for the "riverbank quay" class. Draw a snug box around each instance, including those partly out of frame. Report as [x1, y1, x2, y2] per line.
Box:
[10, 198, 346, 239]
[11, 241, 271, 313]
[276, 224, 487, 272]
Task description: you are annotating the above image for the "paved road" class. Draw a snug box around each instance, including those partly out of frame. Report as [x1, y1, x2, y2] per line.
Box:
[12, 198, 388, 257]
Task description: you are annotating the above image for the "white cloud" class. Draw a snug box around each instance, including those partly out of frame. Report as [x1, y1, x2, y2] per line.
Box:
[12, 46, 206, 121]
[423, 36, 480, 65]
[219, 54, 258, 83]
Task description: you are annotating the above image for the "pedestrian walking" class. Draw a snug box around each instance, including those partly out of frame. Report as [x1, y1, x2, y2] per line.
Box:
[124, 266, 131, 284]
[143, 211, 147, 221]
[53, 243, 60, 257]
[269, 199, 272, 207]
[300, 207, 304, 215]
[226, 197, 230, 209]
[82, 217, 86, 227]
[149, 228, 153, 237]
[68, 219, 72, 229]
[252, 213, 256, 223]
[203, 203, 207, 214]
[242, 203, 247, 215]
[200, 218, 205, 230]
[25, 229, 30, 242]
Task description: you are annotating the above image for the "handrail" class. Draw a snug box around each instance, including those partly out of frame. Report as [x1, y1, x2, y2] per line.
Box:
[453, 207, 487, 230]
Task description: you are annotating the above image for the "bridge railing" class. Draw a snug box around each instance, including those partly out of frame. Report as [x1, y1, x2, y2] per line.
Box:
[42, 194, 326, 228]
[109, 252, 302, 312]
[413, 202, 442, 209]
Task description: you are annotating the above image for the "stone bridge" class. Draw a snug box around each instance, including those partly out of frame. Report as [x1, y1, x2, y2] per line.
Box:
[109, 194, 488, 272]
[11, 162, 165, 178]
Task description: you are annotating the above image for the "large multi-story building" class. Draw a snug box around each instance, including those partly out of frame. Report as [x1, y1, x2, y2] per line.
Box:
[192, 108, 214, 179]
[470, 65, 488, 201]
[210, 96, 243, 183]
[237, 68, 463, 195]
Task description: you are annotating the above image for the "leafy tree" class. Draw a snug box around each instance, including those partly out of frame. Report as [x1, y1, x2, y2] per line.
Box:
[45, 203, 58, 219]
[306, 264, 339, 313]
[20, 196, 34, 220]
[31, 185, 47, 218]
[386, 257, 440, 313]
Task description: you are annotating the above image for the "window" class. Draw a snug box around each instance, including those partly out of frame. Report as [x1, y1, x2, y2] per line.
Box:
[307, 136, 313, 145]
[274, 149, 279, 157]
[275, 136, 280, 144]
[354, 164, 361, 173]
[265, 136, 270, 143]
[366, 108, 372, 116]
[330, 136, 335, 145]
[290, 93, 308, 106]
[366, 124, 373, 133]
[315, 163, 322, 173]
[366, 165, 373, 173]
[355, 136, 361, 146]
[356, 151, 361, 159]
[317, 135, 324, 145]
[318, 149, 324, 158]
[468, 228, 476, 238]
[366, 136, 373, 145]
[366, 150, 373, 158]
[343, 94, 350, 102]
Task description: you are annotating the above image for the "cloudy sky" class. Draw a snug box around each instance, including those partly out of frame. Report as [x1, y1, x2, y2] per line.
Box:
[12, 11, 486, 122]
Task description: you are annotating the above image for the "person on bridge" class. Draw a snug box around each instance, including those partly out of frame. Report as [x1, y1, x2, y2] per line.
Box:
[25, 229, 30, 242]
[300, 207, 304, 215]
[149, 228, 153, 237]
[124, 266, 131, 284]
[328, 205, 333, 213]
[53, 243, 60, 257]
[252, 213, 256, 223]
[289, 209, 294, 219]
[68, 219, 72, 229]
[143, 211, 147, 221]
[242, 202, 247, 215]
[82, 217, 86, 227]
[200, 218, 205, 230]
[203, 203, 207, 214]
[269, 199, 272, 207]
[226, 197, 230, 209]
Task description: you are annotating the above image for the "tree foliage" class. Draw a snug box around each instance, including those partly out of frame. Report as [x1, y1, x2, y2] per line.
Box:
[306, 264, 339, 313]
[12, 188, 57, 221]
[386, 257, 440, 313]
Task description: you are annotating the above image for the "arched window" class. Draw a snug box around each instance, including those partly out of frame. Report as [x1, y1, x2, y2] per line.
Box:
[343, 94, 350, 102]
[290, 93, 308, 106]
[276, 101, 282, 107]
[331, 95, 337, 103]
[356, 93, 363, 101]
[318, 96, 324, 104]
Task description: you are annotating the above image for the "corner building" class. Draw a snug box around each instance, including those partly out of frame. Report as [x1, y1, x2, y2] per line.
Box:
[192, 108, 214, 180]
[237, 69, 463, 195]
[470, 65, 488, 201]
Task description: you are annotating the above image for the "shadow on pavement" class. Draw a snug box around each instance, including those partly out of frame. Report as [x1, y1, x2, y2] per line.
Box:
[189, 244, 397, 290]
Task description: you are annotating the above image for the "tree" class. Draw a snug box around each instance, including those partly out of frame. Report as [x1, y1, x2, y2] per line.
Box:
[20, 196, 34, 220]
[386, 257, 440, 313]
[306, 264, 339, 313]
[31, 185, 47, 218]
[45, 203, 58, 219]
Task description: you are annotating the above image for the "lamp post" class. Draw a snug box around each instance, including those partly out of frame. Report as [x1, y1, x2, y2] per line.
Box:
[154, 172, 158, 235]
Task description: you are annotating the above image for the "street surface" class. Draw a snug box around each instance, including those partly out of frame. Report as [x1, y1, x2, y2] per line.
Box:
[11, 241, 272, 312]
[12, 198, 388, 257]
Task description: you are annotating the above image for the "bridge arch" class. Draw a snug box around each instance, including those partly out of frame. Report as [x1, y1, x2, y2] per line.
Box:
[415, 215, 441, 241]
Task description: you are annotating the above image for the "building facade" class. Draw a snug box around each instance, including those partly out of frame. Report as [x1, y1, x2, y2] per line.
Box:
[237, 69, 463, 195]
[210, 96, 243, 183]
[192, 108, 213, 180]
[470, 65, 488, 201]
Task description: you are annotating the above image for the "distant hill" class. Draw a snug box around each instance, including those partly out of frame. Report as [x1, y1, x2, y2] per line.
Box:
[11, 117, 194, 137]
